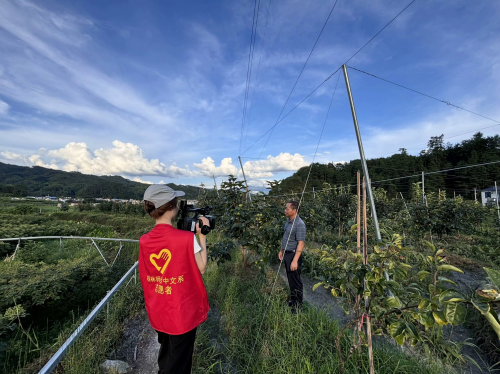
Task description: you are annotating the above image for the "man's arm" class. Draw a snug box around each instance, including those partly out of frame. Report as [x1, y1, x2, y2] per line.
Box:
[290, 222, 306, 271]
[290, 241, 304, 271]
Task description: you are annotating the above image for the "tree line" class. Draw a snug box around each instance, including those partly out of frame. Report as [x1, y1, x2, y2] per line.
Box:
[273, 132, 500, 199]
[0, 162, 201, 199]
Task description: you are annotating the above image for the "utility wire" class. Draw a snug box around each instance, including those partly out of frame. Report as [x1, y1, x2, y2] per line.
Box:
[259, 159, 500, 198]
[243, 0, 274, 151]
[241, 0, 417, 157]
[244, 71, 340, 374]
[240, 0, 262, 155]
[347, 65, 500, 125]
[257, 0, 340, 158]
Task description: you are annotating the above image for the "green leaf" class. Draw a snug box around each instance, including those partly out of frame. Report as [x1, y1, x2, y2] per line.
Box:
[312, 282, 323, 291]
[424, 240, 436, 252]
[483, 267, 500, 290]
[417, 270, 430, 281]
[384, 280, 402, 291]
[472, 301, 490, 315]
[331, 288, 338, 297]
[435, 249, 445, 257]
[439, 289, 466, 303]
[437, 265, 463, 273]
[433, 311, 447, 325]
[390, 321, 406, 338]
[418, 299, 430, 310]
[405, 321, 419, 339]
[444, 303, 466, 326]
[437, 276, 457, 286]
[384, 296, 403, 309]
[395, 333, 406, 345]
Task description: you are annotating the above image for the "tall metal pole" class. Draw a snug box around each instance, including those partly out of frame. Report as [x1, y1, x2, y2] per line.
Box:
[213, 175, 220, 197]
[238, 156, 252, 202]
[342, 65, 381, 242]
[422, 171, 425, 204]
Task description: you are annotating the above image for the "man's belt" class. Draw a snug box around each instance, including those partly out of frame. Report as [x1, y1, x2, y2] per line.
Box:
[284, 250, 296, 253]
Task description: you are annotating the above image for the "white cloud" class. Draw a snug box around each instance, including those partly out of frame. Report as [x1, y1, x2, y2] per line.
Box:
[193, 157, 239, 177]
[1, 150, 23, 161]
[1, 142, 313, 191]
[28, 155, 58, 169]
[44, 141, 197, 177]
[243, 153, 309, 178]
[0, 100, 9, 114]
[132, 177, 153, 184]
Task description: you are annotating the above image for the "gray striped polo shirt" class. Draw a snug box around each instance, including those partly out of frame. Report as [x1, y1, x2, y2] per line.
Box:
[281, 215, 306, 252]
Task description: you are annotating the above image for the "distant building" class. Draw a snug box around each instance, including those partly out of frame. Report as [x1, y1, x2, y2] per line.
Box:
[481, 186, 499, 206]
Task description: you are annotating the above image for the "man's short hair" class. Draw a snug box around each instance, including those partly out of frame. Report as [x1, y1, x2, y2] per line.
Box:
[288, 200, 299, 211]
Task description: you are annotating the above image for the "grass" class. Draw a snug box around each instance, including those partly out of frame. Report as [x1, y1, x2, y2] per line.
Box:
[10, 274, 144, 374]
[192, 251, 455, 374]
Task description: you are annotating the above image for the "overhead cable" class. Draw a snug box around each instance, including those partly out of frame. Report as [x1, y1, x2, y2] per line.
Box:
[240, 0, 262, 155]
[244, 71, 341, 374]
[257, 0, 340, 158]
[243, 0, 274, 150]
[241, 0, 418, 156]
[347, 65, 500, 125]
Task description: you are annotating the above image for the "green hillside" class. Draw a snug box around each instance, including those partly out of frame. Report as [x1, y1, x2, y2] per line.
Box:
[0, 162, 201, 199]
[273, 132, 500, 198]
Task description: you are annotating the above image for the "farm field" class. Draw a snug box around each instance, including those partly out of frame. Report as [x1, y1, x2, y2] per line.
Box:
[1, 179, 500, 373]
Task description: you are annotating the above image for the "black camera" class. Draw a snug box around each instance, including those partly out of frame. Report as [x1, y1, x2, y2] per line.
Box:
[177, 200, 216, 235]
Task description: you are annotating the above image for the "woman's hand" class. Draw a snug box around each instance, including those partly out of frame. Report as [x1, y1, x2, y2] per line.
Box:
[196, 217, 210, 236]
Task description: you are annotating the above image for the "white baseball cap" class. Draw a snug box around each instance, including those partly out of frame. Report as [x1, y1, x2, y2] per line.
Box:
[143, 185, 185, 208]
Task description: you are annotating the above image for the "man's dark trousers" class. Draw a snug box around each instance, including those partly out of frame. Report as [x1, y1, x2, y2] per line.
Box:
[284, 252, 303, 307]
[156, 327, 197, 374]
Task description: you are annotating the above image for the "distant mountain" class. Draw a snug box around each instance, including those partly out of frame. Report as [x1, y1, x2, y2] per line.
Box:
[0, 162, 201, 199]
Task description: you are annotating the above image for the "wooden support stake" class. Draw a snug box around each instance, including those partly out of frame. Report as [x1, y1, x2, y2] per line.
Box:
[357, 171, 361, 255]
[363, 178, 375, 374]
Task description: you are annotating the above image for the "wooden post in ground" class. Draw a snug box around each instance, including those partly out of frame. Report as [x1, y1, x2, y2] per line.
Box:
[357, 171, 361, 255]
[363, 177, 375, 374]
[338, 202, 341, 237]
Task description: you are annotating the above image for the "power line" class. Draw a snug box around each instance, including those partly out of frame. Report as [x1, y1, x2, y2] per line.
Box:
[243, 0, 274, 151]
[347, 65, 500, 125]
[240, 0, 262, 155]
[257, 0, 340, 158]
[345, 0, 416, 65]
[241, 0, 418, 157]
[243, 67, 341, 374]
[258, 159, 500, 198]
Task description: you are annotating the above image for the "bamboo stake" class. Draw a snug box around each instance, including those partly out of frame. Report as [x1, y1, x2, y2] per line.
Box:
[363, 178, 375, 374]
[357, 171, 361, 255]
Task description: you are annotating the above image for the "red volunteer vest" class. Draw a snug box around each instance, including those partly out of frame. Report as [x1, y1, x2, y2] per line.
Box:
[139, 224, 209, 335]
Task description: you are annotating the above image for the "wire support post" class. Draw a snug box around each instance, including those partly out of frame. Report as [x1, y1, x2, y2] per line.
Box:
[342, 65, 381, 243]
[213, 175, 220, 198]
[238, 156, 252, 203]
[495, 181, 500, 225]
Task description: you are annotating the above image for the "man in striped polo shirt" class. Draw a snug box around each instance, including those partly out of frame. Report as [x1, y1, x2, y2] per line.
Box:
[279, 200, 306, 312]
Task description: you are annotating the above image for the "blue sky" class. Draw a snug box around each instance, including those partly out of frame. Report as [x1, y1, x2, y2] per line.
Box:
[0, 0, 499, 190]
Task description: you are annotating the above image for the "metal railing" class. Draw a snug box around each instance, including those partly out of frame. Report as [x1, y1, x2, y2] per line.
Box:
[0, 236, 140, 374]
[0, 236, 138, 266]
[39, 261, 139, 374]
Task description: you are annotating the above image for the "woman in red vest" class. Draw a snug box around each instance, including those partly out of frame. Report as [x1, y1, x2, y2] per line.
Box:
[139, 185, 210, 374]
